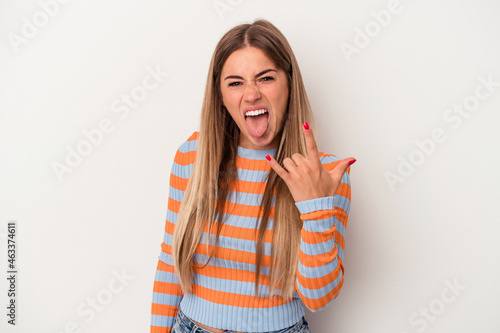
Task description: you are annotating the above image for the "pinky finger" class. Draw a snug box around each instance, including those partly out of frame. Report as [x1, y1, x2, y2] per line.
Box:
[266, 155, 290, 182]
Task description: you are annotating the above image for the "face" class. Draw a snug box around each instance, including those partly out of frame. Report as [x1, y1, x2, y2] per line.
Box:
[220, 46, 289, 150]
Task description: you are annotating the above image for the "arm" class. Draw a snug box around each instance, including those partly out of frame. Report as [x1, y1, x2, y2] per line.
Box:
[151, 135, 197, 333]
[294, 157, 351, 312]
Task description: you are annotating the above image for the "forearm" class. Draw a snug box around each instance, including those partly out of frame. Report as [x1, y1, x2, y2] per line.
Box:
[294, 196, 346, 312]
[151, 246, 183, 332]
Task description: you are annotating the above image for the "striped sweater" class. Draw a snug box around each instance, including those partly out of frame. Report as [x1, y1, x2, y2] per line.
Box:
[151, 131, 352, 333]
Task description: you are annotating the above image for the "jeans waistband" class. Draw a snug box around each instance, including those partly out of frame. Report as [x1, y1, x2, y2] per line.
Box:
[175, 307, 307, 333]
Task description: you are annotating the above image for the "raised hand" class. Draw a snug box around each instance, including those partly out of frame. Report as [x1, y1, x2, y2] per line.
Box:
[266, 122, 356, 203]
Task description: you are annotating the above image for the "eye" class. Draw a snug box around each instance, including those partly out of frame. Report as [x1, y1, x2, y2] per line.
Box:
[259, 76, 275, 82]
[228, 81, 242, 87]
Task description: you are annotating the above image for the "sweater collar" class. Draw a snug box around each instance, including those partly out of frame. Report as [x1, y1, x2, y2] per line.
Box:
[237, 146, 277, 160]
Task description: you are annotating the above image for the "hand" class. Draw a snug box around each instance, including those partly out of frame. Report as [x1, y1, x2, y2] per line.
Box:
[266, 122, 356, 203]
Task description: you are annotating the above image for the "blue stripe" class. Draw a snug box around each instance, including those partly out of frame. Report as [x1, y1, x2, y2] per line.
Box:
[178, 138, 197, 153]
[302, 218, 333, 233]
[151, 314, 175, 327]
[300, 238, 335, 256]
[171, 161, 194, 179]
[298, 256, 339, 278]
[180, 293, 304, 332]
[192, 272, 271, 297]
[193, 253, 270, 276]
[154, 270, 179, 284]
[168, 188, 272, 208]
[158, 251, 173, 266]
[334, 194, 351, 215]
[198, 232, 273, 256]
[296, 267, 342, 299]
[152, 292, 182, 306]
[165, 210, 274, 231]
[237, 168, 269, 182]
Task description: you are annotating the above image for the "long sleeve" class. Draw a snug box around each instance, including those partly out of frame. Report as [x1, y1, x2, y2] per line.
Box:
[151, 134, 198, 333]
[294, 156, 352, 312]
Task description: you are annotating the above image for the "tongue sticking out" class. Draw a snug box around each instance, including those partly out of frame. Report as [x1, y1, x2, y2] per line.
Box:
[245, 112, 269, 138]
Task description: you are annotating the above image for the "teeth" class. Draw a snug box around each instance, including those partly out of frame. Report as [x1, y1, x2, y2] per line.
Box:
[245, 109, 268, 117]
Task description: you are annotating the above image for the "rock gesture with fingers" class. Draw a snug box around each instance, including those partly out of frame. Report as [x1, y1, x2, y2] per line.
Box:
[266, 122, 356, 203]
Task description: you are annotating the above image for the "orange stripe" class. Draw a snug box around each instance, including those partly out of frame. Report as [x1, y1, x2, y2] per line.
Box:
[204, 221, 273, 243]
[335, 231, 345, 251]
[169, 174, 189, 191]
[156, 259, 175, 273]
[301, 228, 345, 252]
[295, 275, 344, 311]
[300, 209, 336, 222]
[221, 200, 274, 218]
[296, 263, 342, 290]
[236, 157, 271, 171]
[335, 206, 348, 228]
[228, 179, 268, 194]
[191, 283, 291, 308]
[153, 280, 183, 296]
[187, 131, 199, 141]
[167, 197, 182, 214]
[336, 183, 351, 200]
[194, 243, 272, 267]
[321, 158, 339, 172]
[151, 303, 179, 317]
[151, 325, 171, 333]
[299, 246, 338, 268]
[301, 226, 335, 244]
[161, 243, 173, 256]
[174, 150, 197, 166]
[194, 263, 267, 284]
[164, 221, 175, 237]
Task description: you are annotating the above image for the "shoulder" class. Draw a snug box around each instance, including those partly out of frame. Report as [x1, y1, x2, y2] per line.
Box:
[173, 131, 199, 166]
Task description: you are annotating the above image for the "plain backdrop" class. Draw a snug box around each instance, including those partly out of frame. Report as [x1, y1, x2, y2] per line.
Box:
[1, 0, 499, 332]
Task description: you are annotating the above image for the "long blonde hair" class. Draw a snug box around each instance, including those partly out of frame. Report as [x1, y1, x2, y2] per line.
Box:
[172, 19, 314, 300]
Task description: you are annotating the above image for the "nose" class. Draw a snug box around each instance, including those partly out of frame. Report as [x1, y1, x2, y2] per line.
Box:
[243, 81, 261, 103]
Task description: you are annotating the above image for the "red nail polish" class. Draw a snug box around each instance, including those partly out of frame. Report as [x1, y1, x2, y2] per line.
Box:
[303, 122, 309, 130]
[348, 159, 356, 165]
[266, 155, 271, 161]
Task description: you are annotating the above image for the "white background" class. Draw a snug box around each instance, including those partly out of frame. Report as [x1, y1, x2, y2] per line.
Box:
[1, 0, 499, 332]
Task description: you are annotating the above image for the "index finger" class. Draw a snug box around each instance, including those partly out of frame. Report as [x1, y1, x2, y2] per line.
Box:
[303, 122, 320, 162]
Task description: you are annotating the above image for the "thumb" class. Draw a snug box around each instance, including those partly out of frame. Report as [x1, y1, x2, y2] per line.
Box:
[329, 158, 356, 180]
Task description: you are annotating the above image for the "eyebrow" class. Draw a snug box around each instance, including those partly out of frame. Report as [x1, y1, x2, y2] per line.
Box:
[224, 69, 277, 81]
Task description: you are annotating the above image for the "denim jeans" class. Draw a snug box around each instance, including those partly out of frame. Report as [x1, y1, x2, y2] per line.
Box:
[172, 307, 311, 333]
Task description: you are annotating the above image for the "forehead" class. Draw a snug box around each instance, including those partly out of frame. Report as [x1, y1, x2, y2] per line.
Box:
[221, 46, 278, 76]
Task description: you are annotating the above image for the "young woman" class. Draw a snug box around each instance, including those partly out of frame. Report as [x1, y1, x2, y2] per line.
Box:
[151, 19, 355, 333]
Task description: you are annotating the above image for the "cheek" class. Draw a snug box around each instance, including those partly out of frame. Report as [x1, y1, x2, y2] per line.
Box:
[222, 89, 242, 108]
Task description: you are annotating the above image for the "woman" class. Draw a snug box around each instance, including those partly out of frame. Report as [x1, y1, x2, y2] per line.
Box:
[151, 19, 355, 333]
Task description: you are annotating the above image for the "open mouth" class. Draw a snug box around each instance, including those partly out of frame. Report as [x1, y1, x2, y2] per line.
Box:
[244, 108, 269, 138]
[244, 109, 268, 117]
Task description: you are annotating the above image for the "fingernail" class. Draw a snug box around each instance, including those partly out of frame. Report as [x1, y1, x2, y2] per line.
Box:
[266, 155, 271, 161]
[303, 122, 309, 130]
[348, 159, 356, 165]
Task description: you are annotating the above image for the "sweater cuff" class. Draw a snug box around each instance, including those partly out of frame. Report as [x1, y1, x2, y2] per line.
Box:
[295, 196, 335, 214]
